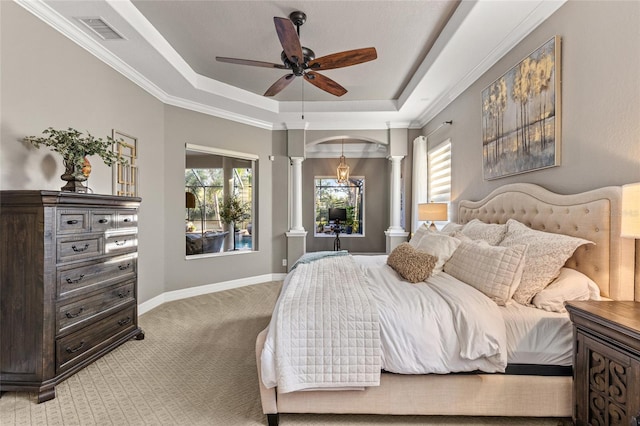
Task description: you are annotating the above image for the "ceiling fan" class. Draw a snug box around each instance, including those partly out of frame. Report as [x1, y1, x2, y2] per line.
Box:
[216, 11, 377, 97]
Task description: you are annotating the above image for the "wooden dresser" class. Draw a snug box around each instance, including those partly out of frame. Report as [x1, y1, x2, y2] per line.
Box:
[566, 301, 640, 426]
[0, 191, 143, 403]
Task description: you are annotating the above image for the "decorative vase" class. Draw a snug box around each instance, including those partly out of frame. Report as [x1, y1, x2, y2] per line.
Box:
[60, 156, 90, 192]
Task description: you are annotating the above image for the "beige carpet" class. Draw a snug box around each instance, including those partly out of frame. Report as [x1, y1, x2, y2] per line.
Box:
[0, 282, 571, 426]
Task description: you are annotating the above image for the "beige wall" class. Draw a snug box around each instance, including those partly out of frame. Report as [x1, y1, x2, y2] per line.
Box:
[418, 0, 640, 217]
[163, 105, 278, 291]
[303, 158, 389, 253]
[5, 0, 637, 300]
[0, 2, 288, 300]
[0, 2, 166, 304]
[271, 130, 289, 272]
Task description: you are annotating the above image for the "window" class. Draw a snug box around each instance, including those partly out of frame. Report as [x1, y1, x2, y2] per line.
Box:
[427, 140, 451, 203]
[185, 144, 256, 256]
[427, 140, 451, 227]
[314, 177, 364, 236]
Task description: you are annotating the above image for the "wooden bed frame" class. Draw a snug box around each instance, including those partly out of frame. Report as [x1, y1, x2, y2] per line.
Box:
[256, 183, 637, 425]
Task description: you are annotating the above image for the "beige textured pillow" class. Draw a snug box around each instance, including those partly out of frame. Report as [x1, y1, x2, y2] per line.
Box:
[387, 243, 437, 283]
[413, 229, 462, 275]
[461, 219, 508, 245]
[500, 219, 594, 305]
[443, 240, 527, 305]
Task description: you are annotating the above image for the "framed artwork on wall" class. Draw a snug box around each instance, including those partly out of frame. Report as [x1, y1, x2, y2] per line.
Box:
[112, 130, 138, 196]
[482, 36, 561, 180]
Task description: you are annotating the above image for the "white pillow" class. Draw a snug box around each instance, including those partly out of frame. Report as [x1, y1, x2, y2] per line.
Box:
[443, 239, 527, 306]
[532, 268, 601, 313]
[408, 224, 430, 247]
[440, 222, 464, 236]
[500, 219, 594, 306]
[461, 219, 508, 245]
[413, 229, 462, 275]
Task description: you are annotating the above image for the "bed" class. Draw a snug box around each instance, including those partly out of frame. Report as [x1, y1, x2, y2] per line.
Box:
[256, 183, 637, 425]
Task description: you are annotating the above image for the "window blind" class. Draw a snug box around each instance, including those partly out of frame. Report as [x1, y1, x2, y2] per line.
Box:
[427, 140, 451, 203]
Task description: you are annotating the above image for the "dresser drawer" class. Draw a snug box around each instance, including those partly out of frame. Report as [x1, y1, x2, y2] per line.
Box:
[56, 305, 136, 373]
[57, 281, 135, 335]
[58, 255, 136, 298]
[57, 235, 103, 262]
[90, 211, 117, 232]
[105, 233, 137, 255]
[117, 210, 138, 229]
[57, 210, 89, 234]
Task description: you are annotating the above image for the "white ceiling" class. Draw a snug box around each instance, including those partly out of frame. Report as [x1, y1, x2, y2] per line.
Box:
[18, 0, 565, 131]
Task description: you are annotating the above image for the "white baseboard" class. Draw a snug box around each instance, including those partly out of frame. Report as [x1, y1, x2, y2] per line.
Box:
[138, 273, 287, 315]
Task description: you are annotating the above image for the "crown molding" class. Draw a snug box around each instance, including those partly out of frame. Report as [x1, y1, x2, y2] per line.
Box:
[17, 0, 566, 132]
[412, 0, 566, 128]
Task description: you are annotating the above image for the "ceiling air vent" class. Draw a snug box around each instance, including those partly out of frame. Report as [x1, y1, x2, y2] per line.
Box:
[78, 17, 125, 40]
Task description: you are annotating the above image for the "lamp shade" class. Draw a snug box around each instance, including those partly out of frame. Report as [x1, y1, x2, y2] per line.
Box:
[185, 192, 196, 209]
[418, 203, 448, 221]
[621, 182, 640, 238]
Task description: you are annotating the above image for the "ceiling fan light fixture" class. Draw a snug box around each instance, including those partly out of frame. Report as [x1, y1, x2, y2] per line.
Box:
[336, 140, 350, 184]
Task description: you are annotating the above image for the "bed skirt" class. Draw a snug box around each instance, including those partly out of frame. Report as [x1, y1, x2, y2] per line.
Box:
[256, 328, 571, 421]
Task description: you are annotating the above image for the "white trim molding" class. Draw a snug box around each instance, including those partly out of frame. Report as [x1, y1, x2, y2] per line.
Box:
[138, 273, 287, 315]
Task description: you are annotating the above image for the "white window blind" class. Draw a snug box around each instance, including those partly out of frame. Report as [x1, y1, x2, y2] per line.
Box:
[427, 140, 451, 203]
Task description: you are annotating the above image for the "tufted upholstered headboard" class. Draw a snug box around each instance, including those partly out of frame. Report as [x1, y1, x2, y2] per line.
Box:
[457, 183, 636, 301]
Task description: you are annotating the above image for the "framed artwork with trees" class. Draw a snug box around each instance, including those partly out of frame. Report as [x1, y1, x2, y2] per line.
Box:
[481, 36, 561, 180]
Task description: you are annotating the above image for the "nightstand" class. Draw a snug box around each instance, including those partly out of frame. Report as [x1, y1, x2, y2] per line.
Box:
[566, 301, 640, 426]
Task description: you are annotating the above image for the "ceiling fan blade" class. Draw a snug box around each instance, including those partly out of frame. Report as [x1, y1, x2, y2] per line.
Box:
[304, 71, 347, 97]
[264, 74, 296, 97]
[309, 47, 377, 71]
[216, 57, 287, 69]
[274, 17, 304, 65]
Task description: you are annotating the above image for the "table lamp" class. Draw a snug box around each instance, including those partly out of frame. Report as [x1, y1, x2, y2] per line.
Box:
[418, 203, 448, 231]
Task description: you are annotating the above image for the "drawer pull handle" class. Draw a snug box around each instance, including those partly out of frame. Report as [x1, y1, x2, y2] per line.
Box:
[71, 244, 89, 252]
[118, 263, 131, 271]
[98, 218, 108, 224]
[118, 317, 132, 326]
[114, 240, 127, 246]
[117, 290, 131, 298]
[66, 341, 85, 354]
[66, 219, 79, 225]
[123, 218, 131, 223]
[66, 274, 85, 284]
[65, 307, 85, 318]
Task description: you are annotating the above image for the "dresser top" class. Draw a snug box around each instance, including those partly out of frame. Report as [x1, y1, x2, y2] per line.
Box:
[566, 300, 640, 337]
[1, 190, 141, 207]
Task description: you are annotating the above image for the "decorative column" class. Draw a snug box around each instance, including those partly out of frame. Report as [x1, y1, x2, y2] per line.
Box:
[388, 156, 403, 231]
[385, 155, 409, 253]
[290, 157, 305, 232]
[286, 156, 307, 270]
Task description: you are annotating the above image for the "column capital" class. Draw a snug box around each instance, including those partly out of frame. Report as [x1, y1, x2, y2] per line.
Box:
[387, 155, 404, 162]
[290, 156, 305, 164]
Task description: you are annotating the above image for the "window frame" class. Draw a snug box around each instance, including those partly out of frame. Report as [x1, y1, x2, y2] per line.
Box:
[185, 143, 258, 258]
[313, 176, 366, 238]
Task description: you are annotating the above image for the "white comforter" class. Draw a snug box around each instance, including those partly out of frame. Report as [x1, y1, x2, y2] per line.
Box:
[261, 254, 507, 391]
[356, 255, 507, 374]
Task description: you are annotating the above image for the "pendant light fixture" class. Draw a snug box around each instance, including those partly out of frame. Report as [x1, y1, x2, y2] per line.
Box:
[336, 139, 350, 184]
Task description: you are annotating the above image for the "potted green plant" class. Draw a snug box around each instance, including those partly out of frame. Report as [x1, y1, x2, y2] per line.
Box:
[24, 127, 127, 192]
[219, 195, 250, 250]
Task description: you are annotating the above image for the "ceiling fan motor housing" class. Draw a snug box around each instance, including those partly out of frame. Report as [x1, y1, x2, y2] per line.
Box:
[280, 47, 315, 75]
